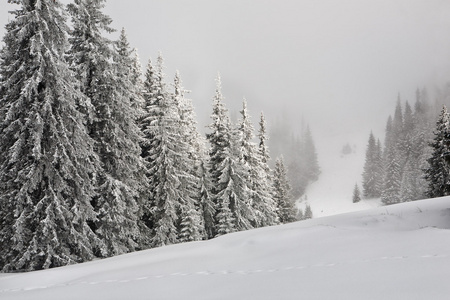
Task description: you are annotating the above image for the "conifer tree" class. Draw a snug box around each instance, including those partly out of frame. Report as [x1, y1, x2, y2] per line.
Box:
[206, 75, 234, 236]
[140, 56, 191, 247]
[67, 2, 145, 256]
[424, 106, 450, 198]
[273, 156, 297, 223]
[255, 112, 279, 226]
[172, 71, 203, 242]
[206, 76, 256, 236]
[303, 126, 321, 183]
[381, 145, 401, 205]
[352, 184, 361, 203]
[304, 203, 313, 220]
[362, 132, 383, 198]
[0, 0, 100, 271]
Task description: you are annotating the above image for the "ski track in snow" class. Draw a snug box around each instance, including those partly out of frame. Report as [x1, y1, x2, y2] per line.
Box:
[1, 253, 447, 294]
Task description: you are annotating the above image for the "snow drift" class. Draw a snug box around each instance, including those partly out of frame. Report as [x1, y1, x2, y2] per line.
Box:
[1, 197, 450, 300]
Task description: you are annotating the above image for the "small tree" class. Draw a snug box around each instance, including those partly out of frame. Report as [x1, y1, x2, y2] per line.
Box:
[304, 204, 313, 220]
[352, 184, 361, 203]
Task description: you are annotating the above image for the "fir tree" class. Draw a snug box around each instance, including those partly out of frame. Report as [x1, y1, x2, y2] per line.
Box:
[273, 156, 297, 223]
[238, 101, 278, 228]
[140, 56, 188, 247]
[304, 203, 313, 220]
[255, 112, 279, 226]
[424, 106, 450, 198]
[352, 184, 361, 203]
[68, 2, 145, 256]
[206, 75, 235, 236]
[303, 126, 320, 183]
[0, 0, 100, 271]
[172, 71, 203, 243]
[381, 145, 401, 205]
[362, 132, 383, 198]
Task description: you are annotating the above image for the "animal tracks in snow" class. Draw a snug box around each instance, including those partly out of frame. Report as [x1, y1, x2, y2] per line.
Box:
[1, 253, 448, 294]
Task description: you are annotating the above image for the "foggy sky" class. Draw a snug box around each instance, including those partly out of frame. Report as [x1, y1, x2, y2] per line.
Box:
[2, 0, 450, 151]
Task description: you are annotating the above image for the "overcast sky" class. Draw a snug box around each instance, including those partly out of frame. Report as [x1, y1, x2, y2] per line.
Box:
[2, 0, 450, 150]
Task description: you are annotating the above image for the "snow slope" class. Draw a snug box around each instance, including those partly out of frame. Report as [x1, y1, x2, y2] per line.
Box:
[1, 197, 450, 300]
[303, 132, 382, 217]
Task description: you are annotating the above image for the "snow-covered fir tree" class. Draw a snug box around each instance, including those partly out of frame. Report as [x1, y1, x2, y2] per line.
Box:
[140, 56, 199, 247]
[273, 156, 297, 223]
[303, 126, 320, 183]
[381, 143, 401, 205]
[352, 184, 361, 203]
[238, 99, 277, 227]
[172, 71, 204, 243]
[67, 0, 145, 256]
[206, 76, 255, 236]
[424, 106, 450, 198]
[0, 0, 100, 271]
[255, 112, 279, 226]
[362, 132, 383, 198]
[287, 125, 320, 199]
[206, 75, 234, 237]
[304, 203, 313, 220]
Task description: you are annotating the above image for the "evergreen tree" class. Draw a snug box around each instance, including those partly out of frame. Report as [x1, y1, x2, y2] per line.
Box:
[237, 101, 277, 228]
[140, 56, 194, 247]
[303, 126, 320, 183]
[273, 156, 297, 223]
[172, 71, 203, 243]
[381, 145, 401, 205]
[352, 184, 361, 203]
[206, 75, 235, 236]
[255, 112, 279, 226]
[304, 204, 313, 220]
[68, 2, 145, 256]
[424, 106, 450, 198]
[0, 0, 100, 271]
[362, 132, 383, 198]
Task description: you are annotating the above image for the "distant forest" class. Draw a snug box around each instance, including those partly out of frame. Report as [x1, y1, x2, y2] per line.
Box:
[360, 85, 450, 204]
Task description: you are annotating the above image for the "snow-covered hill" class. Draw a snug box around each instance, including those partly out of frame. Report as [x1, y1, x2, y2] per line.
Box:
[1, 197, 450, 300]
[302, 131, 382, 217]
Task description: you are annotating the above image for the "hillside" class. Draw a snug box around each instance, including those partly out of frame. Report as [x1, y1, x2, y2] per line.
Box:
[302, 132, 382, 217]
[1, 197, 450, 300]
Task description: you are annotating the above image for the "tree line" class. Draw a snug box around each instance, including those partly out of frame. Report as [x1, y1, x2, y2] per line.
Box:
[360, 86, 450, 204]
[0, 0, 316, 272]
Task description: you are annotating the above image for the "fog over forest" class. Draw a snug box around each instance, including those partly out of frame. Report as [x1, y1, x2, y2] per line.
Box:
[3, 0, 450, 151]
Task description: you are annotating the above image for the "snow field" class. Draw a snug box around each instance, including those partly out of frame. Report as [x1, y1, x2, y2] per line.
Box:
[1, 197, 450, 299]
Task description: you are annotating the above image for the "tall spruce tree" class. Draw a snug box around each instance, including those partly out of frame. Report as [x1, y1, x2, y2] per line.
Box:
[273, 156, 297, 223]
[67, 0, 145, 256]
[381, 144, 401, 205]
[206, 75, 233, 236]
[140, 56, 191, 247]
[172, 71, 204, 242]
[424, 106, 450, 198]
[207, 76, 254, 236]
[256, 112, 279, 226]
[362, 132, 383, 198]
[237, 100, 277, 228]
[0, 0, 100, 271]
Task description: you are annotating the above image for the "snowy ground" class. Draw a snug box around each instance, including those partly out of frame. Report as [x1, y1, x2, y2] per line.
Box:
[1, 197, 450, 300]
[302, 131, 382, 217]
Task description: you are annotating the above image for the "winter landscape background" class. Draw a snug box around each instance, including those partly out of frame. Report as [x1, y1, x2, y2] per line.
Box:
[2, 0, 450, 298]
